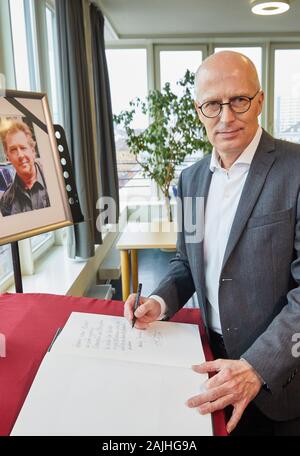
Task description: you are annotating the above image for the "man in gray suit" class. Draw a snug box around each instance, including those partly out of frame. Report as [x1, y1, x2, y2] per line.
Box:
[124, 51, 300, 435]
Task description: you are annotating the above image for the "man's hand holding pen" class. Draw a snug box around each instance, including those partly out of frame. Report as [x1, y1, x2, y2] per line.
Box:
[124, 294, 161, 329]
[131, 283, 142, 328]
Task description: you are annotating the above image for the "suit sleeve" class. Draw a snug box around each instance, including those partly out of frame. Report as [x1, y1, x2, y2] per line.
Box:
[150, 172, 196, 319]
[242, 189, 300, 394]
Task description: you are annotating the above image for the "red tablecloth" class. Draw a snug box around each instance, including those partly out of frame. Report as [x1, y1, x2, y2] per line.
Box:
[0, 292, 227, 436]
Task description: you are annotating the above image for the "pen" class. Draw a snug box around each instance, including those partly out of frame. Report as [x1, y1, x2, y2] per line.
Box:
[132, 283, 142, 328]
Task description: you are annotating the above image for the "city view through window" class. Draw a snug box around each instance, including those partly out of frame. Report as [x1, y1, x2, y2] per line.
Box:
[106, 48, 150, 200]
[106, 46, 300, 202]
[106, 48, 206, 200]
[274, 49, 300, 143]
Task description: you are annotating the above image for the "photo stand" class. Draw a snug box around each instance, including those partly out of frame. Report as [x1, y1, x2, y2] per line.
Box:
[11, 241, 23, 293]
[53, 124, 84, 225]
[11, 125, 84, 293]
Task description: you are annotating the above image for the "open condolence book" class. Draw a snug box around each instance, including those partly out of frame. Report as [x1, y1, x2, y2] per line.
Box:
[11, 312, 213, 436]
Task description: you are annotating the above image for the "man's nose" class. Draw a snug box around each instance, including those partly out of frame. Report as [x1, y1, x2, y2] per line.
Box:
[219, 104, 236, 123]
[16, 147, 25, 158]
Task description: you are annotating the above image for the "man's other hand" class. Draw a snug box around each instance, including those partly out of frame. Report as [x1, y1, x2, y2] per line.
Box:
[124, 295, 161, 329]
[186, 358, 263, 434]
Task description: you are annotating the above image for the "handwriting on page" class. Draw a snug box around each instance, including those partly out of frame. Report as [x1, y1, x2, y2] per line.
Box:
[74, 319, 163, 353]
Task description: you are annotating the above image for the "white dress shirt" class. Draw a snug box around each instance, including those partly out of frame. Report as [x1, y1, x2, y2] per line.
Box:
[152, 127, 263, 333]
[204, 127, 262, 333]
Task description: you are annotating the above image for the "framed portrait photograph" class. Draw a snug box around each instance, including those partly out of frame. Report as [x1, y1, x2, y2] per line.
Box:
[0, 90, 73, 245]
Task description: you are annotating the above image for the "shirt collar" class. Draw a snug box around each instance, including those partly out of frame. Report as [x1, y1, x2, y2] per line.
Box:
[15, 162, 45, 191]
[209, 126, 263, 172]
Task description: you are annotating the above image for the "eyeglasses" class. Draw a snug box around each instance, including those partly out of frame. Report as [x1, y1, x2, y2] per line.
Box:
[197, 90, 260, 118]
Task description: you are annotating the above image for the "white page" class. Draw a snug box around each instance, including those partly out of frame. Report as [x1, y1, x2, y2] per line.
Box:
[12, 352, 212, 436]
[52, 312, 205, 368]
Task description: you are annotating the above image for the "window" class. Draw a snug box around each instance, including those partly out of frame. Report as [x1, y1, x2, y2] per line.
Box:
[29, 2, 59, 251]
[159, 49, 203, 94]
[158, 48, 204, 182]
[9, 0, 31, 90]
[273, 49, 300, 143]
[0, 0, 58, 289]
[0, 245, 13, 286]
[31, 232, 54, 253]
[106, 48, 149, 200]
[9, 0, 39, 91]
[46, 2, 61, 123]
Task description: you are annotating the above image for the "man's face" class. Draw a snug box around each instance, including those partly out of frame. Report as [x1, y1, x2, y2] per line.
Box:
[5, 130, 36, 181]
[195, 69, 264, 156]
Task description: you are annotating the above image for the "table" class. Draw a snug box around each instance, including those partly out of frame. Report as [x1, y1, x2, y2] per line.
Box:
[0, 292, 226, 436]
[116, 222, 177, 300]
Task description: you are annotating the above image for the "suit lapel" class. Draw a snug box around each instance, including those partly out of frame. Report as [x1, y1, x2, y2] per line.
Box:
[196, 162, 212, 313]
[221, 130, 276, 271]
[200, 162, 213, 206]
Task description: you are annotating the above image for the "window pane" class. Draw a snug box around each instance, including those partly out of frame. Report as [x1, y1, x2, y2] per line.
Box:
[46, 6, 60, 123]
[159, 50, 204, 181]
[9, 0, 31, 90]
[215, 47, 262, 86]
[106, 49, 148, 129]
[106, 49, 149, 199]
[160, 50, 203, 95]
[274, 49, 300, 143]
[0, 245, 13, 283]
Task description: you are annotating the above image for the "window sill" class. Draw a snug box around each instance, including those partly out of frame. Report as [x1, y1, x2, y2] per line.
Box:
[6, 230, 118, 296]
[6, 244, 88, 295]
[3, 207, 128, 296]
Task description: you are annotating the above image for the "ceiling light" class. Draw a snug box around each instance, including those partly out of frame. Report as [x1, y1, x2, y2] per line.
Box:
[251, 0, 290, 15]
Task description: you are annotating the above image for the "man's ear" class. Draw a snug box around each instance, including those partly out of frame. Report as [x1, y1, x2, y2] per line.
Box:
[195, 101, 206, 125]
[194, 100, 201, 118]
[257, 90, 264, 116]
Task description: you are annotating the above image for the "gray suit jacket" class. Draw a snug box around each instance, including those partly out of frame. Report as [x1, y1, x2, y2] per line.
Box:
[152, 130, 300, 421]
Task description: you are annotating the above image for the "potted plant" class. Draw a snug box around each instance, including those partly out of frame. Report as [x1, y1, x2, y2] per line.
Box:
[113, 70, 212, 222]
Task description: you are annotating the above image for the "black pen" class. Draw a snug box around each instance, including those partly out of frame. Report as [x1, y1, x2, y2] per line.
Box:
[132, 283, 142, 328]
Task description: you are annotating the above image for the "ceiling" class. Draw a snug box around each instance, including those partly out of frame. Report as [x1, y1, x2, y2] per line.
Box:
[97, 0, 300, 39]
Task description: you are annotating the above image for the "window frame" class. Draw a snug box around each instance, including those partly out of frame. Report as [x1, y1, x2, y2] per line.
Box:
[269, 43, 300, 137]
[105, 37, 300, 199]
[24, 0, 41, 91]
[154, 44, 208, 91]
[0, 0, 60, 289]
[31, 232, 55, 261]
[0, 244, 13, 291]
[105, 45, 152, 200]
[9, 0, 32, 90]
[153, 44, 209, 186]
[30, 0, 59, 255]
[45, 0, 63, 123]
